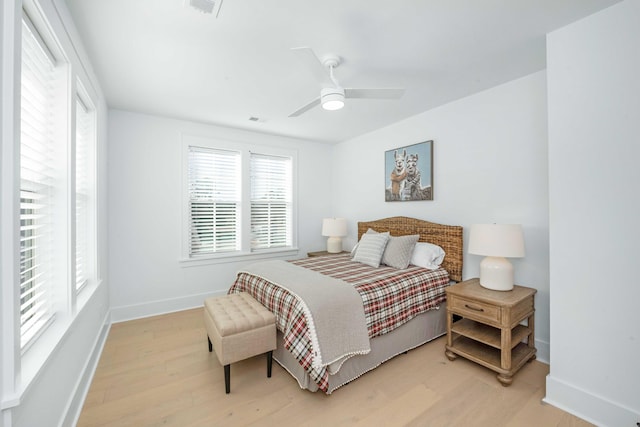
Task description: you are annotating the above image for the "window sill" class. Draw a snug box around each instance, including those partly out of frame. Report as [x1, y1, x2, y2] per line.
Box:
[179, 247, 300, 268]
[1, 279, 103, 411]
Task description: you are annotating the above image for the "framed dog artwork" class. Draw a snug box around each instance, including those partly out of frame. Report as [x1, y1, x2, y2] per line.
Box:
[384, 140, 433, 202]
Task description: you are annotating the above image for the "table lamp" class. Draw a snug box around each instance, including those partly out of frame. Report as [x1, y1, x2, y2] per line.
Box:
[468, 224, 525, 291]
[322, 218, 347, 253]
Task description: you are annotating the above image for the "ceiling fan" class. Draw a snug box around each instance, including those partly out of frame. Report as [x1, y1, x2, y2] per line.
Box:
[288, 47, 405, 117]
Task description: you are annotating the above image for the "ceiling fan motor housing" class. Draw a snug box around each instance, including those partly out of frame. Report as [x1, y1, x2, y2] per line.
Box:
[321, 87, 345, 110]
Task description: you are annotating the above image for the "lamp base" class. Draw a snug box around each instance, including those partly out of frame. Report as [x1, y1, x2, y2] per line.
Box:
[326, 237, 343, 253]
[479, 256, 514, 291]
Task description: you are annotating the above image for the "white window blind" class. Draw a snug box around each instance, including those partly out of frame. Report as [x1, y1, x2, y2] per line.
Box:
[20, 16, 56, 349]
[187, 146, 241, 256]
[250, 153, 292, 250]
[75, 97, 94, 292]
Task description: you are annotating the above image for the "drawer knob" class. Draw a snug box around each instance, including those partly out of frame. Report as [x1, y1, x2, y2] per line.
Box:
[464, 304, 485, 312]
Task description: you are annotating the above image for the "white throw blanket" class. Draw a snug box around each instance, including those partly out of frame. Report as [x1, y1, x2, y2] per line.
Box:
[238, 260, 371, 374]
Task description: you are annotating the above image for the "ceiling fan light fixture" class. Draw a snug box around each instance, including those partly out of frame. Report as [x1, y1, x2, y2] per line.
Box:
[288, 48, 405, 117]
[322, 97, 344, 111]
[321, 87, 345, 111]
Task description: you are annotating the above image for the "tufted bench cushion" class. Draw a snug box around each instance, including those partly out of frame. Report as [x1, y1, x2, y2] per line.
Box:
[204, 292, 276, 393]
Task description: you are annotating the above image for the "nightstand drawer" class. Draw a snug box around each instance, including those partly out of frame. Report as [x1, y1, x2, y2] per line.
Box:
[449, 295, 500, 324]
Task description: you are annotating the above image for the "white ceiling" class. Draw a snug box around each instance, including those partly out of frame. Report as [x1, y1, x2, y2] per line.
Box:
[64, 0, 620, 144]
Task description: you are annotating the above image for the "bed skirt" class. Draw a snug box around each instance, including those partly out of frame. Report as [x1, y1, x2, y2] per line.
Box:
[272, 301, 448, 394]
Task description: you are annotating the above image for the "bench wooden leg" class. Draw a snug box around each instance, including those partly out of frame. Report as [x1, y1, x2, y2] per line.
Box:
[267, 351, 273, 378]
[207, 336, 212, 352]
[224, 364, 230, 394]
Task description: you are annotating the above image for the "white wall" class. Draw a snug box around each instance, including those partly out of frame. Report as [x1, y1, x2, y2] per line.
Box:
[107, 110, 334, 321]
[545, 1, 640, 425]
[332, 71, 551, 360]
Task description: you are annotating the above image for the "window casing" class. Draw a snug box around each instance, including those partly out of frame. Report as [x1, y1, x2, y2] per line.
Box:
[17, 9, 99, 353]
[183, 136, 297, 262]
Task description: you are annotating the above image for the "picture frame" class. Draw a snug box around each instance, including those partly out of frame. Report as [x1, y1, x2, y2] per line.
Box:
[384, 140, 433, 202]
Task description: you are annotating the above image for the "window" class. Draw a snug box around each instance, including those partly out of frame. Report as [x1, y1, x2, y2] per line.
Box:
[75, 94, 96, 292]
[19, 15, 57, 349]
[187, 146, 241, 256]
[250, 153, 292, 250]
[183, 136, 296, 261]
[17, 10, 99, 352]
[5, 1, 103, 398]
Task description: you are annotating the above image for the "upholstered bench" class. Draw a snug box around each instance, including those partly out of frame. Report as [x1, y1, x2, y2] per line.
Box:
[203, 292, 276, 394]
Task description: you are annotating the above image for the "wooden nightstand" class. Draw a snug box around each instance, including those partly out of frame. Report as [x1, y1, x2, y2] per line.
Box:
[307, 250, 349, 257]
[445, 278, 537, 386]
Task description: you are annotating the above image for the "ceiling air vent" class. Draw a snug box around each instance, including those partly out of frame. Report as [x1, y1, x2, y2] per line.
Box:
[185, 0, 223, 17]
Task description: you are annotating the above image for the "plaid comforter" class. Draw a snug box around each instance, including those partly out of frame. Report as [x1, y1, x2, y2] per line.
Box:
[228, 253, 450, 393]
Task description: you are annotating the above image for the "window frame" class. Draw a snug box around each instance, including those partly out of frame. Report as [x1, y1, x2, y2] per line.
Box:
[74, 85, 97, 294]
[180, 134, 298, 266]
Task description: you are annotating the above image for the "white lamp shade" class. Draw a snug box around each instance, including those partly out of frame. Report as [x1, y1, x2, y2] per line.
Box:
[468, 224, 525, 258]
[468, 224, 525, 291]
[322, 218, 347, 237]
[322, 218, 347, 253]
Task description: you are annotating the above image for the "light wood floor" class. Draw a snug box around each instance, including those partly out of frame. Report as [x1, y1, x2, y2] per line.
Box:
[78, 308, 592, 427]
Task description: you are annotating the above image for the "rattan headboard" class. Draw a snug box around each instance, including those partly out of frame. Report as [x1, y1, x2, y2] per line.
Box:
[357, 216, 463, 282]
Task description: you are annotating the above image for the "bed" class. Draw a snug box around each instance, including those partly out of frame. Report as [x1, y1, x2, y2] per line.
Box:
[228, 216, 463, 394]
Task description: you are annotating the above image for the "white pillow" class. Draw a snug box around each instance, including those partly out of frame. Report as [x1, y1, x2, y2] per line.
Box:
[352, 232, 389, 268]
[382, 234, 419, 269]
[350, 228, 389, 257]
[410, 242, 446, 270]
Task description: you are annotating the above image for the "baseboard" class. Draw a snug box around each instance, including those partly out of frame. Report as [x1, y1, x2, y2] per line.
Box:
[544, 375, 640, 427]
[110, 290, 227, 323]
[62, 311, 111, 427]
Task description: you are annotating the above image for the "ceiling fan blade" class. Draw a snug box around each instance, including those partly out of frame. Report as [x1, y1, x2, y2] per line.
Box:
[344, 88, 405, 99]
[288, 96, 321, 117]
[291, 47, 334, 87]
